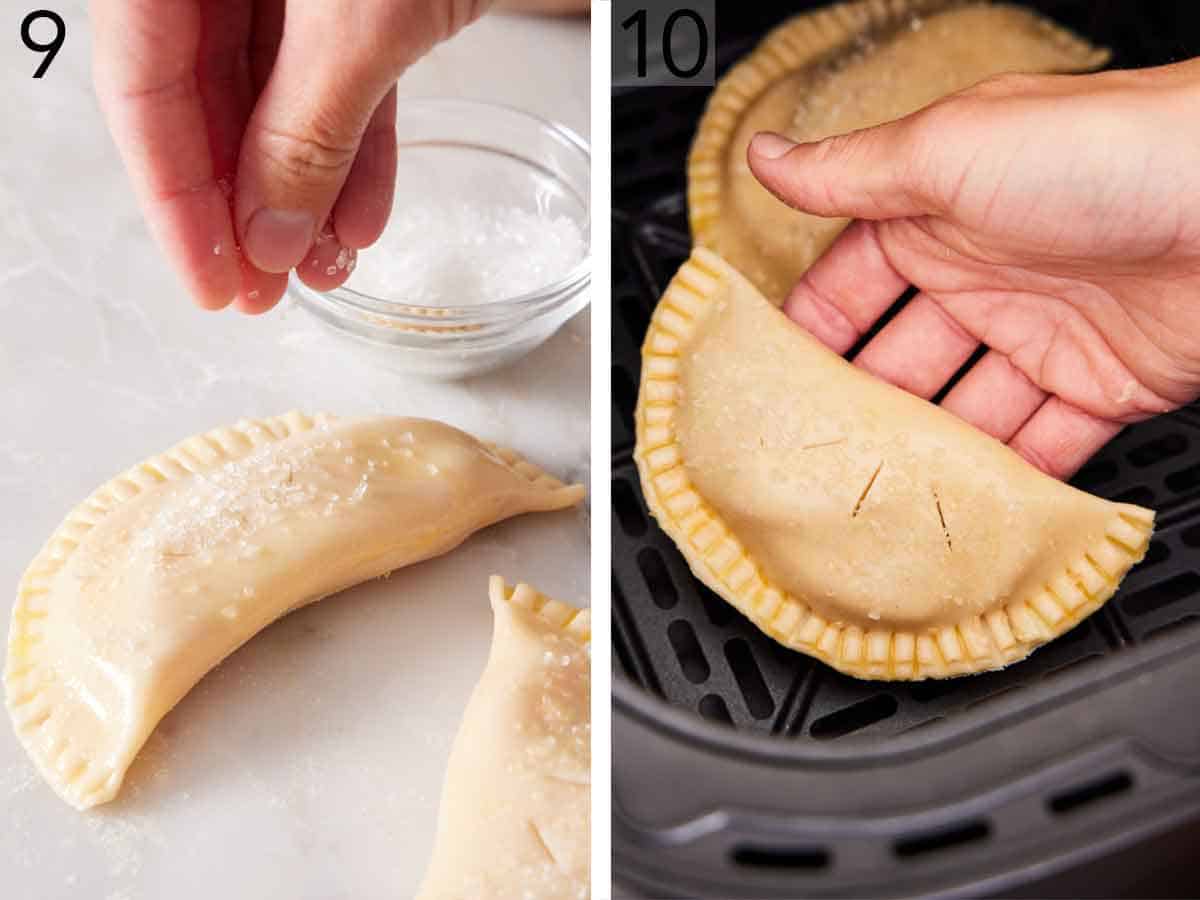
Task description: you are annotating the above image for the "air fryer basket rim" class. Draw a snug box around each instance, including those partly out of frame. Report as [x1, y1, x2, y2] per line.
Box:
[613, 620, 1200, 767]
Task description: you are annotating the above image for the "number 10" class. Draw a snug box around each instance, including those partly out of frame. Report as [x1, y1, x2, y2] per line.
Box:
[620, 7, 710, 80]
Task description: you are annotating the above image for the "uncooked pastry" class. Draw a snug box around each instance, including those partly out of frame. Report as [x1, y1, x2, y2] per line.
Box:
[635, 249, 1154, 679]
[5, 412, 584, 809]
[688, 0, 1110, 304]
[419, 577, 590, 900]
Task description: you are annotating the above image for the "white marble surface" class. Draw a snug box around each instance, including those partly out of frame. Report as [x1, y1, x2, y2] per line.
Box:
[0, 6, 589, 899]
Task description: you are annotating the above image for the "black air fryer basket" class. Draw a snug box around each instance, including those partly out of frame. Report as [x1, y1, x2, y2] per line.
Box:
[611, 2, 1200, 897]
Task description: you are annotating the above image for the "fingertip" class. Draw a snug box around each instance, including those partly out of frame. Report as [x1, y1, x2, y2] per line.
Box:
[234, 291, 285, 315]
[141, 188, 242, 312]
[747, 132, 802, 205]
[748, 131, 797, 163]
[750, 122, 933, 220]
[233, 37, 382, 273]
[242, 207, 316, 273]
[295, 230, 357, 292]
[186, 250, 239, 311]
[333, 195, 392, 250]
[235, 294, 283, 315]
[782, 282, 860, 355]
[232, 259, 288, 314]
[182, 251, 240, 311]
[193, 290, 237, 312]
[780, 288, 806, 325]
[333, 89, 397, 250]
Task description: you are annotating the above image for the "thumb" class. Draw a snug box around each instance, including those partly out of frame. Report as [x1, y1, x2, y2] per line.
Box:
[237, 4, 493, 273]
[747, 123, 937, 222]
[235, 45, 396, 273]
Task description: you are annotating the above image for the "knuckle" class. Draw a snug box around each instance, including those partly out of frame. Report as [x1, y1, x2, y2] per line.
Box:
[255, 122, 357, 188]
[816, 130, 859, 163]
[371, 0, 489, 58]
[966, 71, 1040, 100]
[896, 119, 936, 183]
[901, 106, 964, 210]
[434, 0, 490, 41]
[1012, 439, 1061, 479]
[909, 93, 963, 143]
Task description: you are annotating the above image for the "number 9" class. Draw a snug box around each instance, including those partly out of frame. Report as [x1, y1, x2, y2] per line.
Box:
[21, 9, 66, 79]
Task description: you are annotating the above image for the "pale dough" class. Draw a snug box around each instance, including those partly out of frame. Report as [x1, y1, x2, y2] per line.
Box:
[5, 412, 584, 809]
[635, 249, 1154, 679]
[419, 577, 590, 900]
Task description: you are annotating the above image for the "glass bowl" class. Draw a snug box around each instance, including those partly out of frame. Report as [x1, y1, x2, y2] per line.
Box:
[288, 98, 590, 379]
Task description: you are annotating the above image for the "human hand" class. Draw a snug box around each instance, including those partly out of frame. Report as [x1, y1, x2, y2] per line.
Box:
[748, 60, 1200, 479]
[494, 0, 589, 14]
[91, 0, 490, 313]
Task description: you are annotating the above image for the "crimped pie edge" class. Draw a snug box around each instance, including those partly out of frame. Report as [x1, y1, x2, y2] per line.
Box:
[634, 248, 1154, 681]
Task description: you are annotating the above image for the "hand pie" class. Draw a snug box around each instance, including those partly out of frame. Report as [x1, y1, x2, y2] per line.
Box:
[419, 577, 590, 900]
[5, 413, 584, 809]
[635, 249, 1154, 680]
[688, 0, 1109, 304]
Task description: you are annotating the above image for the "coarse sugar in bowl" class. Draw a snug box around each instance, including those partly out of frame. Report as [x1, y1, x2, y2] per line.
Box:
[288, 98, 591, 379]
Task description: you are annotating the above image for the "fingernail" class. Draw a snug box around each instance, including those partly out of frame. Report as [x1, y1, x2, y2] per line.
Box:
[751, 132, 796, 160]
[243, 208, 315, 273]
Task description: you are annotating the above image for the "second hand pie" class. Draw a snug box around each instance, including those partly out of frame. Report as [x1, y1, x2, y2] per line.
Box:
[5, 412, 584, 809]
[419, 577, 590, 900]
[687, 0, 1110, 305]
[635, 249, 1154, 680]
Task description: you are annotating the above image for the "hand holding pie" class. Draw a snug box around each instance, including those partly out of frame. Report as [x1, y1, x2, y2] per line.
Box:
[748, 59, 1200, 479]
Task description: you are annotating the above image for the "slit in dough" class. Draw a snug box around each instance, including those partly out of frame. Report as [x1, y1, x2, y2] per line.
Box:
[5, 413, 584, 809]
[688, 0, 1110, 304]
[418, 576, 590, 900]
[635, 248, 1154, 680]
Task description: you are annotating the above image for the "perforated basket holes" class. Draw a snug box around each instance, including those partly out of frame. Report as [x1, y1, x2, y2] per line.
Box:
[709, 771, 1145, 899]
[893, 819, 993, 859]
[615, 207, 1200, 738]
[809, 694, 900, 740]
[613, 573, 662, 698]
[726, 823, 1000, 880]
[616, 408, 1200, 742]
[613, 177, 1200, 740]
[614, 457, 821, 731]
[721, 765, 1140, 879]
[1047, 770, 1135, 816]
[731, 844, 832, 872]
[615, 453, 1119, 741]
